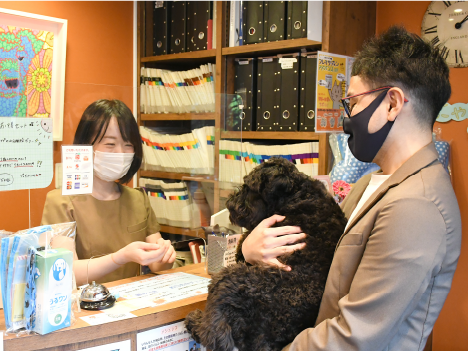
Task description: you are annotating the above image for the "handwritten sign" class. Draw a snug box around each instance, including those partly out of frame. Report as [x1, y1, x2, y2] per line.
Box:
[137, 321, 206, 351]
[315, 51, 353, 133]
[0, 117, 53, 191]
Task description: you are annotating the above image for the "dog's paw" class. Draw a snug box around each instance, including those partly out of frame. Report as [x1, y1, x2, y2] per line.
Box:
[185, 309, 204, 343]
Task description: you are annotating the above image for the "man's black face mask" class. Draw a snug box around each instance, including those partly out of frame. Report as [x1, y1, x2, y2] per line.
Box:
[343, 91, 394, 163]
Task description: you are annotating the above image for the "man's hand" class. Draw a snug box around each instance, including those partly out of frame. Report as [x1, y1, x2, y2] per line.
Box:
[242, 215, 307, 271]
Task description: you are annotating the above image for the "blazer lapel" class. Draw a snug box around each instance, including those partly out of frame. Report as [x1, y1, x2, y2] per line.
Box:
[341, 142, 440, 236]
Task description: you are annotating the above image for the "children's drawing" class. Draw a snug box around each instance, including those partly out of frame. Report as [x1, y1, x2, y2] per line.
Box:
[328, 80, 342, 110]
[0, 25, 53, 117]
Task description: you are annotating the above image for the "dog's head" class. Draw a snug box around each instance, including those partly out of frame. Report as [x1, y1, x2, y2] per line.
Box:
[226, 157, 323, 230]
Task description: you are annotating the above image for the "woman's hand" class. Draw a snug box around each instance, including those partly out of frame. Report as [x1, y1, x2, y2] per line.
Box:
[114, 240, 176, 266]
[242, 215, 307, 271]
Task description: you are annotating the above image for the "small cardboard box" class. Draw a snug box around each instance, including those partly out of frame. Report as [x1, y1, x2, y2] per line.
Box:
[34, 248, 73, 335]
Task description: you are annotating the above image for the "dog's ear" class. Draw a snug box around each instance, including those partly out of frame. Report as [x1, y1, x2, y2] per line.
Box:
[226, 185, 267, 230]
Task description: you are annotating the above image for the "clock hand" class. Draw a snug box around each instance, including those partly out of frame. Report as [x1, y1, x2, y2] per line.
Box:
[455, 15, 468, 29]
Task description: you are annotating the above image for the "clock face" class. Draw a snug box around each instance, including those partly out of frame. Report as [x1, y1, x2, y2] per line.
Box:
[422, 1, 468, 67]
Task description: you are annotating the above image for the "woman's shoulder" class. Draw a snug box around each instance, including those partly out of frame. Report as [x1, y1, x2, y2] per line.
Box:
[120, 185, 148, 201]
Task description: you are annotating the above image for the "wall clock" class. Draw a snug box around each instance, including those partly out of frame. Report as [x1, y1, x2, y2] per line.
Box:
[422, 1, 468, 67]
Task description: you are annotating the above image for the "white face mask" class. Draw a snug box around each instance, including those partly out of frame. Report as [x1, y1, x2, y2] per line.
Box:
[94, 150, 135, 182]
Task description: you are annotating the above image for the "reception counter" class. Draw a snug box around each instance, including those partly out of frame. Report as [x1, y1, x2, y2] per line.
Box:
[1, 263, 209, 351]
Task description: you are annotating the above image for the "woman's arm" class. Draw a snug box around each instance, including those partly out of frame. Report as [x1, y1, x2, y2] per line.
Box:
[241, 215, 307, 271]
[52, 235, 175, 286]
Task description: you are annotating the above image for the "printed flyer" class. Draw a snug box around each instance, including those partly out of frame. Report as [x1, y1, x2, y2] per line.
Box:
[137, 321, 206, 351]
[315, 51, 353, 133]
[61, 145, 93, 195]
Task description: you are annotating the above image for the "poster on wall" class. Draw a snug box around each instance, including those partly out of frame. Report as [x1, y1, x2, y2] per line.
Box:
[0, 8, 67, 141]
[61, 145, 93, 195]
[315, 51, 353, 133]
[137, 321, 206, 351]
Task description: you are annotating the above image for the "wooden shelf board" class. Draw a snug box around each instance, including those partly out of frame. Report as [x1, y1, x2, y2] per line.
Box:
[219, 189, 234, 198]
[140, 112, 216, 121]
[140, 170, 216, 183]
[141, 49, 217, 63]
[222, 38, 321, 57]
[220, 131, 320, 141]
[160, 225, 205, 238]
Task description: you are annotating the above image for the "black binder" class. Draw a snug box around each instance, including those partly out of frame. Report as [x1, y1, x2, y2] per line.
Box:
[263, 1, 286, 42]
[170, 1, 187, 53]
[226, 58, 257, 131]
[195, 1, 212, 50]
[153, 1, 171, 56]
[186, 1, 197, 52]
[257, 56, 280, 131]
[243, 1, 264, 45]
[287, 1, 307, 39]
[278, 53, 299, 131]
[299, 54, 317, 131]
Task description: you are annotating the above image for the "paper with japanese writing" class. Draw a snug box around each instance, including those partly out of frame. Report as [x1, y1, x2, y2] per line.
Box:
[223, 234, 242, 268]
[77, 339, 131, 351]
[0, 118, 53, 191]
[137, 320, 206, 351]
[315, 51, 352, 133]
[108, 272, 210, 306]
[61, 145, 93, 195]
[80, 312, 136, 326]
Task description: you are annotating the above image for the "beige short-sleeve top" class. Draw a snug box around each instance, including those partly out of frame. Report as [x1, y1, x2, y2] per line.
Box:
[41, 185, 161, 283]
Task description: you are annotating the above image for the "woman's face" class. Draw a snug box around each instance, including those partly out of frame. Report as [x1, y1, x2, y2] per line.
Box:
[94, 116, 134, 153]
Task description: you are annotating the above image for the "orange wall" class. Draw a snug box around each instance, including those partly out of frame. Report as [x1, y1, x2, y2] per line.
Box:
[0, 1, 134, 231]
[377, 2, 468, 350]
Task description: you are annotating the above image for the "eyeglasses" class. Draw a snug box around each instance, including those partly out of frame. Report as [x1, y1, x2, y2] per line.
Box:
[340, 86, 409, 117]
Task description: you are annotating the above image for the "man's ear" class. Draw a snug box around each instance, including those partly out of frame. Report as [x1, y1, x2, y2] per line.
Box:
[387, 88, 406, 122]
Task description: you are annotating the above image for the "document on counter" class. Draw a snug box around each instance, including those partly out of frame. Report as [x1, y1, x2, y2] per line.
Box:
[108, 272, 210, 304]
[77, 340, 131, 351]
[80, 312, 136, 326]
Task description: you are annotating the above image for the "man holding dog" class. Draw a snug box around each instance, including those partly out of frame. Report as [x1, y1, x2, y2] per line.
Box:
[242, 26, 461, 351]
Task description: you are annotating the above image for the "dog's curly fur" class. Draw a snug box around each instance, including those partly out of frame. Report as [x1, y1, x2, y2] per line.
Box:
[185, 157, 347, 351]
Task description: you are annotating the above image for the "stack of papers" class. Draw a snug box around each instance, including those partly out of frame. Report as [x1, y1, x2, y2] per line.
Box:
[219, 140, 319, 187]
[140, 64, 216, 114]
[140, 177, 200, 228]
[140, 126, 215, 175]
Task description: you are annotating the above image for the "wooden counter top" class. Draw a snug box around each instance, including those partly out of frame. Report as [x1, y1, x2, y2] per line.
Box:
[1, 263, 209, 351]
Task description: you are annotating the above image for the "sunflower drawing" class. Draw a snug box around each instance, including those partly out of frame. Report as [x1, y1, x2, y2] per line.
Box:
[27, 48, 52, 117]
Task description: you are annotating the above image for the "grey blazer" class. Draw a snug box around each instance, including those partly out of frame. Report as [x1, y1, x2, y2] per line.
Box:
[283, 143, 461, 351]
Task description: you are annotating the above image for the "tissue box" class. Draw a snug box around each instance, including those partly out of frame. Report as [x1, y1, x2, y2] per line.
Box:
[34, 248, 73, 335]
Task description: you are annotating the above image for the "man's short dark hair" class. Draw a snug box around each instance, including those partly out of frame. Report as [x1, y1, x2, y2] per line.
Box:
[74, 99, 142, 184]
[352, 25, 451, 128]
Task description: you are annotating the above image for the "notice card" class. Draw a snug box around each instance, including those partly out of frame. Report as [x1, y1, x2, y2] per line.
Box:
[137, 321, 206, 351]
[0, 118, 53, 191]
[77, 339, 131, 351]
[108, 272, 210, 305]
[61, 145, 93, 195]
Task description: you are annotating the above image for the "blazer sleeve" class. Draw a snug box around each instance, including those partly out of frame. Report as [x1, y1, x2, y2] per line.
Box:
[41, 190, 75, 225]
[282, 196, 446, 351]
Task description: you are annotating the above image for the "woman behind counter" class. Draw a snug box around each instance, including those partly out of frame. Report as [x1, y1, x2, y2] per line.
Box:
[42, 99, 176, 285]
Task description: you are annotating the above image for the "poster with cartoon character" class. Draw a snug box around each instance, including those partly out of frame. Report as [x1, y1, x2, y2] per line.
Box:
[315, 51, 353, 133]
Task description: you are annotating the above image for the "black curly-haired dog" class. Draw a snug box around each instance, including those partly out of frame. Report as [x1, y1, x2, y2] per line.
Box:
[185, 157, 347, 351]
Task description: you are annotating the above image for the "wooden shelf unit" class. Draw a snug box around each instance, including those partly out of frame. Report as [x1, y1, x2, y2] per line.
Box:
[160, 225, 205, 238]
[137, 1, 377, 224]
[221, 131, 321, 141]
[140, 170, 216, 183]
[221, 38, 321, 57]
[140, 112, 216, 121]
